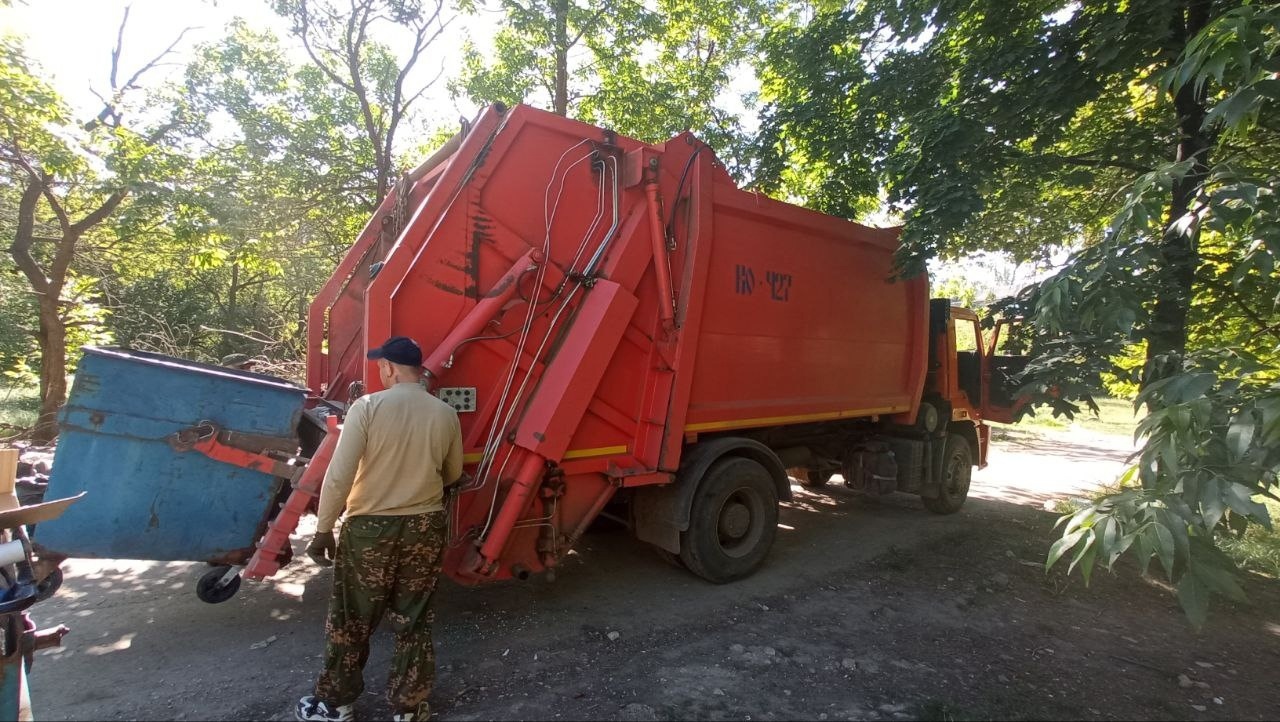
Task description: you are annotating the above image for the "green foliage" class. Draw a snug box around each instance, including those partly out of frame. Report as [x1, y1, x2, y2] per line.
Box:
[757, 1, 1177, 267]
[993, 396, 1140, 437]
[1047, 363, 1278, 626]
[0, 271, 35, 379]
[2, 26, 187, 439]
[2, 2, 450, 404]
[1219, 496, 1280, 578]
[0, 34, 77, 173]
[270, 0, 449, 200]
[452, 0, 772, 177]
[1100, 342, 1146, 400]
[94, 22, 391, 363]
[1032, 3, 1280, 625]
[0, 383, 39, 433]
[760, 0, 1279, 624]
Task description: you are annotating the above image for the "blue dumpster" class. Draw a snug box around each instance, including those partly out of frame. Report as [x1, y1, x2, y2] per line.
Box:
[36, 347, 307, 563]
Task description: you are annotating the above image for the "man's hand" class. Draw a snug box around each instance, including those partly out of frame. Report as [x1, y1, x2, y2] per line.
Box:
[307, 531, 336, 566]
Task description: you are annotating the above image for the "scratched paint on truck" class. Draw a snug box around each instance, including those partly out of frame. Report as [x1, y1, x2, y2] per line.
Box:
[36, 347, 306, 562]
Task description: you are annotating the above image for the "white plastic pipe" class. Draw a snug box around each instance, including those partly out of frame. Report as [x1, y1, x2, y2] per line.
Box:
[0, 539, 27, 566]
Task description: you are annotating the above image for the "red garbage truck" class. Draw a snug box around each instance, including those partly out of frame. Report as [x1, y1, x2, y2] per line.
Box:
[245, 102, 1027, 590]
[40, 103, 1026, 601]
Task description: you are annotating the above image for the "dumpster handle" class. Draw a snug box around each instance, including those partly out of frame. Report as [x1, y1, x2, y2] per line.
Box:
[168, 421, 217, 451]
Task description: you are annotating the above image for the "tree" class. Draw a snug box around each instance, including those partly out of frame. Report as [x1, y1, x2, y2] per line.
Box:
[1034, 4, 1280, 625]
[452, 0, 659, 117]
[1, 16, 186, 442]
[756, 0, 1278, 622]
[452, 0, 771, 174]
[94, 20, 391, 368]
[271, 0, 449, 203]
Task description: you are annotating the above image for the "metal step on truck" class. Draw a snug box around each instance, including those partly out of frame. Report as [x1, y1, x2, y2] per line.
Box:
[35, 103, 1028, 602]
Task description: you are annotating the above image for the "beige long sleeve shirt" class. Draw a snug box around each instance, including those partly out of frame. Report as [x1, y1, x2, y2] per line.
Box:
[316, 381, 464, 533]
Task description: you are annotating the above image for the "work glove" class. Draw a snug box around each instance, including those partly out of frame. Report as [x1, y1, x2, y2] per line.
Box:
[307, 531, 336, 567]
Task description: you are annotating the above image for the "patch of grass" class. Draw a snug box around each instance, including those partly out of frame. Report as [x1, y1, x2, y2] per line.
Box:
[1077, 481, 1280, 580]
[0, 384, 39, 431]
[1220, 496, 1280, 579]
[996, 396, 1142, 439]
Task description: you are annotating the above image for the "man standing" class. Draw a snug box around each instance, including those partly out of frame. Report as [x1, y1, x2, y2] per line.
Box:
[297, 336, 464, 722]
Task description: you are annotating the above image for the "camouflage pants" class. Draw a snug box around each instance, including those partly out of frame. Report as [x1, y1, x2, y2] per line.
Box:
[314, 511, 446, 712]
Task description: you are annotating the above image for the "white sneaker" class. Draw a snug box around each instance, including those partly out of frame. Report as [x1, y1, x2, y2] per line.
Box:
[296, 695, 355, 722]
[392, 702, 429, 721]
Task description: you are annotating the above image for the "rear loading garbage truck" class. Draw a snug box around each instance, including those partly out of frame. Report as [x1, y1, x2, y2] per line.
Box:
[38, 103, 1026, 600]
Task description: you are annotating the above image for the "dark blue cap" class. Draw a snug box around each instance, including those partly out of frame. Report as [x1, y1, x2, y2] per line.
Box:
[367, 336, 423, 367]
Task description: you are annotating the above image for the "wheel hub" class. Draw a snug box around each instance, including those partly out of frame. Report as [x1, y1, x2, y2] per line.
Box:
[719, 501, 751, 539]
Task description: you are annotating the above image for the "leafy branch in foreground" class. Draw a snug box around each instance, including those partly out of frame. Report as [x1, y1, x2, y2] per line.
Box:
[1033, 2, 1280, 625]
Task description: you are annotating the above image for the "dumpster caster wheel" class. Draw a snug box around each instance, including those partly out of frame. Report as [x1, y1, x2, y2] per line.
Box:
[197, 565, 241, 604]
[35, 567, 63, 603]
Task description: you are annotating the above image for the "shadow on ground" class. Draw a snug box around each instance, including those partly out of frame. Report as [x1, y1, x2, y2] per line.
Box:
[28, 434, 1280, 722]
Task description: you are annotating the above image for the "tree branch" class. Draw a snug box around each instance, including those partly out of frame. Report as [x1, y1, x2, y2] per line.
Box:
[71, 189, 128, 236]
[87, 12, 193, 132]
[3, 138, 71, 233]
[569, 7, 610, 48]
[118, 26, 194, 93]
[1041, 152, 1154, 174]
[109, 5, 129, 90]
[9, 175, 51, 295]
[295, 1, 356, 92]
[1223, 284, 1280, 342]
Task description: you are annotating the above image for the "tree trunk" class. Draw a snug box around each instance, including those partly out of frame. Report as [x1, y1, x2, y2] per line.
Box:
[553, 0, 569, 116]
[376, 153, 392, 205]
[33, 298, 68, 444]
[229, 262, 240, 321]
[1142, 0, 1213, 389]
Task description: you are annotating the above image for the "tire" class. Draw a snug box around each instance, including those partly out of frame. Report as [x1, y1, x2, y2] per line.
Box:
[923, 434, 973, 514]
[788, 466, 832, 489]
[680, 456, 779, 583]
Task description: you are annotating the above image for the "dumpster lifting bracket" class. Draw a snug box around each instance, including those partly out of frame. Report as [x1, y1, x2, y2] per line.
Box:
[167, 421, 299, 479]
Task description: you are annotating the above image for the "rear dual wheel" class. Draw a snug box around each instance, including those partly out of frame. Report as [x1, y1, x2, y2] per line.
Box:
[680, 457, 778, 583]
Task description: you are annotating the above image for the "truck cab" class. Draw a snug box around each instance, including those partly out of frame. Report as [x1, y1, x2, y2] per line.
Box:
[922, 298, 1028, 472]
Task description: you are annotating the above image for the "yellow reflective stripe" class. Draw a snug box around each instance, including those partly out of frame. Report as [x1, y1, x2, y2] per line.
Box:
[563, 445, 628, 460]
[685, 406, 910, 433]
[462, 444, 629, 464]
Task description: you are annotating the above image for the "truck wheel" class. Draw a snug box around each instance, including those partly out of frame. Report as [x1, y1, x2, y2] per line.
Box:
[787, 466, 831, 488]
[923, 434, 972, 515]
[680, 456, 778, 583]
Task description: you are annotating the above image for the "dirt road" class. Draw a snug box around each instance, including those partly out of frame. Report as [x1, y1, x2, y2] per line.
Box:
[29, 430, 1280, 721]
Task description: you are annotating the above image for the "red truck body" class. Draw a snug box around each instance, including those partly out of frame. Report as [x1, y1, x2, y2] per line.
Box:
[284, 103, 1020, 586]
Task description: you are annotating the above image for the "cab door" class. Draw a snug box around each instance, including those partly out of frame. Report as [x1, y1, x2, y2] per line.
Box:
[981, 318, 1031, 423]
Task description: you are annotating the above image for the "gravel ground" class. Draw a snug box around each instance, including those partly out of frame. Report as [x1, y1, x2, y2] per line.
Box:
[28, 429, 1280, 721]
